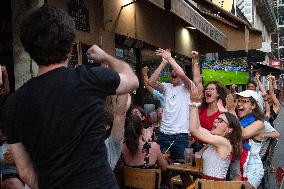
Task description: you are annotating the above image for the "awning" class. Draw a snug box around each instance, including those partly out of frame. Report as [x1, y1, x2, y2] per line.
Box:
[148, 0, 164, 9]
[249, 62, 284, 76]
[171, 0, 227, 48]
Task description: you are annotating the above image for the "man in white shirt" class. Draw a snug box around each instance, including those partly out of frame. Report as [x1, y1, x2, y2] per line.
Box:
[149, 48, 195, 159]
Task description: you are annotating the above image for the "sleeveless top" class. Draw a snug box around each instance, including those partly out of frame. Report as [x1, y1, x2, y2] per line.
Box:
[202, 145, 231, 179]
[123, 141, 157, 169]
[250, 138, 263, 156]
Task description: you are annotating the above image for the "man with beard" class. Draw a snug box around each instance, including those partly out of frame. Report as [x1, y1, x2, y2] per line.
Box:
[148, 48, 195, 160]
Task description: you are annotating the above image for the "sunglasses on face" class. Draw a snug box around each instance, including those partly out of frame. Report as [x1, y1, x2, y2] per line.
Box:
[214, 117, 228, 125]
[237, 99, 251, 104]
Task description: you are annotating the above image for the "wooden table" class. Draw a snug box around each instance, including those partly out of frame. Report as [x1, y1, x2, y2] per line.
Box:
[166, 163, 203, 189]
[167, 163, 202, 174]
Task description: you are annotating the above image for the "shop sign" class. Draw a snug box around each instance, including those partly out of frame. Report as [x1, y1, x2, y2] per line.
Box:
[148, 0, 164, 9]
[271, 60, 281, 67]
[171, 0, 227, 48]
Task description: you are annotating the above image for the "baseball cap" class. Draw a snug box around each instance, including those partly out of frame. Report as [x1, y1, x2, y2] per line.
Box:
[236, 90, 259, 102]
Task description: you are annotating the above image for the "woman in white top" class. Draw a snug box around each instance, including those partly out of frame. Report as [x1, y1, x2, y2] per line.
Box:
[189, 88, 243, 181]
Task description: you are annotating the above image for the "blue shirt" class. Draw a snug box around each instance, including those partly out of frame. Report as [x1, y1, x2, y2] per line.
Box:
[153, 90, 164, 108]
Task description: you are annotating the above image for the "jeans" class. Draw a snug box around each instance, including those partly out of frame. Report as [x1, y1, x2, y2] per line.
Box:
[157, 132, 189, 160]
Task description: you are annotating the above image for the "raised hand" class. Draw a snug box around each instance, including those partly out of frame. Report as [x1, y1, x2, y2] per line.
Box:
[190, 87, 202, 103]
[226, 94, 237, 114]
[191, 51, 199, 59]
[142, 66, 149, 76]
[86, 45, 108, 63]
[217, 99, 227, 113]
[155, 48, 172, 60]
[255, 72, 260, 81]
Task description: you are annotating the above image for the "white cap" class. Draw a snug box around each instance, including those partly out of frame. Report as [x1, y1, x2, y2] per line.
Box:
[236, 90, 259, 102]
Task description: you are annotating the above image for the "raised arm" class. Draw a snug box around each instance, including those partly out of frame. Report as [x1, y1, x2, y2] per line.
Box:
[192, 51, 203, 95]
[111, 94, 131, 143]
[148, 59, 168, 92]
[189, 88, 229, 148]
[155, 48, 194, 90]
[9, 143, 38, 189]
[267, 74, 281, 113]
[142, 66, 155, 94]
[87, 45, 139, 95]
[255, 72, 267, 96]
[263, 94, 271, 117]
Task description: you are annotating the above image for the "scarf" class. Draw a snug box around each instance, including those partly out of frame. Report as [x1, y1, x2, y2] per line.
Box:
[239, 113, 256, 181]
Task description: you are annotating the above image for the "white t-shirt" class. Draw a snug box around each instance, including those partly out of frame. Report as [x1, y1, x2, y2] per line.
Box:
[160, 82, 192, 134]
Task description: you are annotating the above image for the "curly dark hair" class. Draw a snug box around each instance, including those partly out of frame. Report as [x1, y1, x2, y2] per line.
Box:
[201, 81, 227, 109]
[223, 112, 243, 156]
[20, 5, 75, 66]
[124, 115, 144, 158]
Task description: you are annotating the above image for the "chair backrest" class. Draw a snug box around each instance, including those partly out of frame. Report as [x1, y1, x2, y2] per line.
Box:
[195, 179, 245, 189]
[123, 166, 161, 189]
[276, 167, 284, 188]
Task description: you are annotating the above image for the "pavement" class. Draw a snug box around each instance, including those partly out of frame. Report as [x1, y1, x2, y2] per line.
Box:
[267, 105, 284, 188]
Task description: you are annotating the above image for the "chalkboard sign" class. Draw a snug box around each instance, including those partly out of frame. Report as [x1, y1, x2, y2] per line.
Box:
[68, 0, 90, 32]
[68, 42, 78, 68]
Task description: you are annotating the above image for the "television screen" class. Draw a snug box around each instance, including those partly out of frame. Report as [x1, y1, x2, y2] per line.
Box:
[202, 57, 249, 85]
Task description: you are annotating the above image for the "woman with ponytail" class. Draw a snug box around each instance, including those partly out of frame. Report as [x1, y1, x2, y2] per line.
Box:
[122, 115, 168, 170]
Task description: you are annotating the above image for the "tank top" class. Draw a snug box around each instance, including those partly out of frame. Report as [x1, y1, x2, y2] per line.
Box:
[250, 138, 263, 156]
[202, 145, 231, 179]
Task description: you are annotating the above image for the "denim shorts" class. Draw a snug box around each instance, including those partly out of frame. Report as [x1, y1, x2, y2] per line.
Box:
[229, 155, 264, 188]
[245, 155, 264, 188]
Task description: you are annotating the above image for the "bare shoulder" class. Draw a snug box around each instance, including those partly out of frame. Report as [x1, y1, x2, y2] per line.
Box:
[151, 142, 160, 150]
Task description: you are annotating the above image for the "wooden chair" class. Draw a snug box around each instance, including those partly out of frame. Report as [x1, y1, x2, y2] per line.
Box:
[123, 166, 161, 189]
[193, 179, 245, 189]
[275, 167, 284, 189]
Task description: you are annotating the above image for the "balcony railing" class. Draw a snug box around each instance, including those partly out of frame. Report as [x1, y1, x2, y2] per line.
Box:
[257, 0, 278, 31]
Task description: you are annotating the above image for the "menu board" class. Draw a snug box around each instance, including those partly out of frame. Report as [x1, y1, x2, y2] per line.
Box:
[68, 0, 90, 32]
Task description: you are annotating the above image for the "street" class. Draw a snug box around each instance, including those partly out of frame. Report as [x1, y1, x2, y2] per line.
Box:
[268, 105, 284, 188]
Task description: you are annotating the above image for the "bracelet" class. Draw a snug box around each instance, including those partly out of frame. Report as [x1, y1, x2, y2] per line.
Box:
[189, 102, 201, 107]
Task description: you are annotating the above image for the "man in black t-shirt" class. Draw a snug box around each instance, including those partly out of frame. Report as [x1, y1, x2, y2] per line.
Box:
[2, 5, 138, 189]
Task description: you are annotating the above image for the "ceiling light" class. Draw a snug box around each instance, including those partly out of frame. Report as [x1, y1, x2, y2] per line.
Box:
[186, 26, 197, 30]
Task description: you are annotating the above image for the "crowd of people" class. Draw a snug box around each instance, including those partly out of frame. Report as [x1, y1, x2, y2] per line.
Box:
[0, 4, 282, 189]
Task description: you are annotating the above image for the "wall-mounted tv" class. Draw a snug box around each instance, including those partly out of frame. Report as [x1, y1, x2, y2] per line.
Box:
[202, 57, 249, 85]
